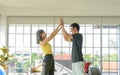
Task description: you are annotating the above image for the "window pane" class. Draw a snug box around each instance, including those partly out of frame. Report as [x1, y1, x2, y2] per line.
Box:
[24, 47, 31, 52]
[16, 34, 23, 46]
[32, 34, 38, 46]
[16, 24, 23, 33]
[55, 34, 61, 47]
[32, 48, 39, 53]
[47, 25, 53, 33]
[9, 24, 15, 33]
[80, 25, 85, 34]
[109, 34, 116, 47]
[39, 24, 46, 32]
[62, 37, 70, 47]
[93, 24, 100, 33]
[86, 25, 93, 33]
[86, 34, 93, 47]
[9, 48, 16, 55]
[24, 34, 30, 46]
[93, 48, 101, 67]
[102, 26, 108, 34]
[102, 34, 108, 47]
[8, 34, 15, 46]
[94, 34, 100, 47]
[102, 48, 109, 61]
[64, 25, 70, 33]
[84, 48, 94, 61]
[24, 24, 30, 33]
[110, 48, 117, 60]
[54, 48, 62, 55]
[32, 24, 38, 33]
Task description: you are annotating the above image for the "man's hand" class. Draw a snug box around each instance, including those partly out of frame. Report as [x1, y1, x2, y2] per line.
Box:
[60, 18, 64, 27]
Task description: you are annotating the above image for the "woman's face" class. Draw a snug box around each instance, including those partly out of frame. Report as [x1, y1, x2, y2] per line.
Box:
[41, 32, 46, 40]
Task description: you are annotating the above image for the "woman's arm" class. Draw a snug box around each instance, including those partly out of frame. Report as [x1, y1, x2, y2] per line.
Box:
[40, 25, 61, 46]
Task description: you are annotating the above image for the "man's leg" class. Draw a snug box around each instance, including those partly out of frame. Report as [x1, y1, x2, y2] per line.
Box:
[72, 61, 85, 75]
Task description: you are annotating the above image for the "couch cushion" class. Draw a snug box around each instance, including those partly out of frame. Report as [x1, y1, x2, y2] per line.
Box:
[84, 62, 91, 73]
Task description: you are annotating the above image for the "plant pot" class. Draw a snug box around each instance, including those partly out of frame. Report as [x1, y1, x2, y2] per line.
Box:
[0, 65, 6, 75]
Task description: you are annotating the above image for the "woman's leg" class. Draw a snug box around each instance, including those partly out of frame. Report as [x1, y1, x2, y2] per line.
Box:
[41, 56, 51, 75]
[49, 57, 54, 75]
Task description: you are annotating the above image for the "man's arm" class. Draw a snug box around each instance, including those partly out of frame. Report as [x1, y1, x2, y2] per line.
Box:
[60, 19, 73, 42]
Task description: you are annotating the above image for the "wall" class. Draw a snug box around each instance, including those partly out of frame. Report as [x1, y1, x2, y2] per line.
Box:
[0, 4, 7, 47]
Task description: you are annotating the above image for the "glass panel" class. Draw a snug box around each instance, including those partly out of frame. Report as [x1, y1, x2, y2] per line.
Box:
[24, 34, 30, 46]
[46, 33, 54, 46]
[86, 25, 93, 33]
[24, 24, 30, 33]
[102, 34, 108, 47]
[82, 48, 86, 55]
[64, 25, 70, 33]
[109, 34, 116, 47]
[84, 48, 94, 62]
[110, 48, 117, 61]
[32, 48, 39, 53]
[102, 61, 109, 72]
[16, 34, 23, 46]
[93, 24, 101, 33]
[55, 34, 61, 47]
[102, 25, 108, 34]
[79, 24, 85, 34]
[8, 34, 15, 46]
[62, 36, 70, 47]
[47, 25, 53, 33]
[16, 24, 23, 33]
[49, 39, 53, 47]
[86, 34, 93, 47]
[54, 48, 62, 60]
[94, 34, 100, 47]
[82, 34, 85, 47]
[32, 34, 38, 46]
[59, 48, 71, 60]
[9, 24, 15, 33]
[102, 48, 109, 61]
[9, 47, 16, 55]
[39, 24, 46, 32]
[93, 48, 100, 67]
[32, 24, 38, 33]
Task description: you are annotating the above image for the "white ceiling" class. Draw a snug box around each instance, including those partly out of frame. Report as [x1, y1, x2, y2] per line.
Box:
[0, 0, 120, 10]
[0, 0, 120, 16]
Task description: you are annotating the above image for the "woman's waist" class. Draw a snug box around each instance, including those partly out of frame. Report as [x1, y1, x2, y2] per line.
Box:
[45, 54, 53, 56]
[42, 50, 52, 54]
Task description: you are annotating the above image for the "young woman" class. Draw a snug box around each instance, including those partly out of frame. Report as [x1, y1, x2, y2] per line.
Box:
[35, 24, 61, 75]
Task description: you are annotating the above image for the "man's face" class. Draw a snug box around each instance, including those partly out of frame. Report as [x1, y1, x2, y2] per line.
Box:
[70, 27, 76, 34]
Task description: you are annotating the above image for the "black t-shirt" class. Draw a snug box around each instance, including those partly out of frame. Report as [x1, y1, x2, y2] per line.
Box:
[72, 33, 84, 63]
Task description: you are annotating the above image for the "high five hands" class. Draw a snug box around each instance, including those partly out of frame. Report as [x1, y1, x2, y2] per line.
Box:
[60, 18, 64, 27]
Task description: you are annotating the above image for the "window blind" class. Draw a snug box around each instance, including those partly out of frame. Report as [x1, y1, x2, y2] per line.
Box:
[8, 16, 120, 24]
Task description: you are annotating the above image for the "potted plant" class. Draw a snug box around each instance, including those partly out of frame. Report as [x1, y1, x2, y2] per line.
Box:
[0, 46, 15, 75]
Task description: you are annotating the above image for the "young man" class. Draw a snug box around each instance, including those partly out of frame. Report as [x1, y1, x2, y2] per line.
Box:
[60, 19, 85, 75]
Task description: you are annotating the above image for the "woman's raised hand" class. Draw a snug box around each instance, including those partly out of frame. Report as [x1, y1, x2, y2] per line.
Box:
[60, 18, 64, 27]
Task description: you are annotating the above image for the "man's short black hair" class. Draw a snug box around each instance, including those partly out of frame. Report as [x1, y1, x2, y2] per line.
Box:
[70, 23, 80, 31]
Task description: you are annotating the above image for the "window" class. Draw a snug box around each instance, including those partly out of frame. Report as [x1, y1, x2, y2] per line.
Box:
[8, 17, 120, 75]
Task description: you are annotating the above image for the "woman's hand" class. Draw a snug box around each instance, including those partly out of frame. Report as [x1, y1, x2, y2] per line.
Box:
[60, 18, 64, 27]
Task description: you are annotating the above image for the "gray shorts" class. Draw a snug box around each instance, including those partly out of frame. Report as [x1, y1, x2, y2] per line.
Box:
[72, 61, 85, 75]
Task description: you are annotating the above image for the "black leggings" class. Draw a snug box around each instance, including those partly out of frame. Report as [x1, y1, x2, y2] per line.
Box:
[41, 54, 54, 75]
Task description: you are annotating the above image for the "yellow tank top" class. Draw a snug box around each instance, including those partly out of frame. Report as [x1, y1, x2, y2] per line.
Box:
[41, 42, 52, 55]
